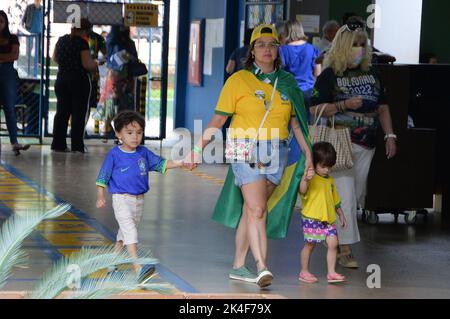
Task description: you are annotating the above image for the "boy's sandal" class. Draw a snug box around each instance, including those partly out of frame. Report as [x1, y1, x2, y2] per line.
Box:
[327, 273, 346, 283]
[299, 272, 318, 284]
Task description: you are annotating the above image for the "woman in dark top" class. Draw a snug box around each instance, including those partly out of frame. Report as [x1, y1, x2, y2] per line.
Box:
[0, 11, 30, 155]
[51, 18, 97, 153]
[97, 25, 138, 141]
[105, 25, 137, 112]
[310, 21, 396, 268]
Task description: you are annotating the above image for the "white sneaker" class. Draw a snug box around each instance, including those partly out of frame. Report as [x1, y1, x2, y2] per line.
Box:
[256, 268, 273, 288]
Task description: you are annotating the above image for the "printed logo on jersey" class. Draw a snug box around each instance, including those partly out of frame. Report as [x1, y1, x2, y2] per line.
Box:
[311, 88, 319, 98]
[255, 90, 266, 100]
[138, 158, 147, 176]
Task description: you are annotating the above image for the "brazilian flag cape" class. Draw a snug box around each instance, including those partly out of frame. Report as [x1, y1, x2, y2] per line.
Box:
[212, 68, 311, 239]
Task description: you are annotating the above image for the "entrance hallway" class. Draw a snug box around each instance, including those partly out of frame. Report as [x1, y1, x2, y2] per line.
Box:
[1, 142, 450, 298]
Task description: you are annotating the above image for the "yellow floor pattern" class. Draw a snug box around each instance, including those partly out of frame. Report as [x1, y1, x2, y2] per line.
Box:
[0, 166, 178, 289]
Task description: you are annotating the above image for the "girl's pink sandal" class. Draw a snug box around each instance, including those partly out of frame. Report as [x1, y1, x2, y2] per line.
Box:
[327, 273, 346, 283]
[299, 272, 318, 284]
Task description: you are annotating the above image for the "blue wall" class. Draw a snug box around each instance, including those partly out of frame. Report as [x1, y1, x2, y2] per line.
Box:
[175, 0, 244, 131]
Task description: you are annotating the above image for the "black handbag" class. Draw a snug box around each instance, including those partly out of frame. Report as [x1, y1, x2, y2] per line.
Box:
[128, 60, 148, 77]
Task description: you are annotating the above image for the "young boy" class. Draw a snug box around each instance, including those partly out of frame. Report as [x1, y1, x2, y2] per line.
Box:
[298, 142, 347, 284]
[96, 110, 183, 283]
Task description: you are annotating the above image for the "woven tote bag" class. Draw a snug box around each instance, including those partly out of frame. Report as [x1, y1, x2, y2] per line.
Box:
[309, 105, 354, 171]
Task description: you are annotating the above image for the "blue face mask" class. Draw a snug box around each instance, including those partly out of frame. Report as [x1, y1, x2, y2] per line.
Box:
[349, 47, 365, 67]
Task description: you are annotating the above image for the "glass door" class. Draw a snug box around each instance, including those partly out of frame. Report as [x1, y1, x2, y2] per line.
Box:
[245, 0, 286, 29]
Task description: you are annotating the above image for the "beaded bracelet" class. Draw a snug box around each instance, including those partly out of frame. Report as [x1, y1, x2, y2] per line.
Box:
[342, 99, 347, 111]
[193, 145, 202, 155]
[336, 101, 343, 113]
[336, 100, 347, 113]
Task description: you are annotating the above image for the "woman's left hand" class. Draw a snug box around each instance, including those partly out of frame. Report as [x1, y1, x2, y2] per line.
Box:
[182, 151, 200, 170]
[305, 153, 314, 172]
[385, 138, 397, 159]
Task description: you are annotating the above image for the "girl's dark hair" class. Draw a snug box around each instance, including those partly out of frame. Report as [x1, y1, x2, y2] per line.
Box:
[0, 11, 12, 38]
[113, 111, 145, 132]
[313, 142, 337, 168]
[244, 41, 282, 70]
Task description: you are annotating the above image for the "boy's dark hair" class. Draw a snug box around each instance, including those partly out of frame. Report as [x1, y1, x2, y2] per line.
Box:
[313, 142, 337, 168]
[113, 110, 145, 132]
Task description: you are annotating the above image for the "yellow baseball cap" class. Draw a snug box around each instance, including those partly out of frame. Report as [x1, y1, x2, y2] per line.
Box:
[250, 24, 279, 45]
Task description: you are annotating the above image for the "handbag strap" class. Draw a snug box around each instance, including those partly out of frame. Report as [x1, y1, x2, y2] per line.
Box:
[313, 104, 327, 126]
[228, 77, 278, 141]
[313, 104, 336, 129]
[254, 77, 278, 142]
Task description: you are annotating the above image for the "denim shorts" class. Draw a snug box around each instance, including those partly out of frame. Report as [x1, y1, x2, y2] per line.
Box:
[231, 140, 289, 187]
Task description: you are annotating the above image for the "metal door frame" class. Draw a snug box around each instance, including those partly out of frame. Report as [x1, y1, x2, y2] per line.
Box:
[244, 0, 287, 30]
[41, 0, 170, 141]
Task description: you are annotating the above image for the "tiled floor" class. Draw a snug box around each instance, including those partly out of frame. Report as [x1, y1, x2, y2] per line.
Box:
[1, 142, 449, 298]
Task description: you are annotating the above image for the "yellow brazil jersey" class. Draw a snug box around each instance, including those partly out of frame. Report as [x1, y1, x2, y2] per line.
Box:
[300, 174, 341, 223]
[215, 70, 295, 140]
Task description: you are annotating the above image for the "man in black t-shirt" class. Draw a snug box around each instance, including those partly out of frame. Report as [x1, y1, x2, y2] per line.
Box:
[51, 18, 98, 153]
[225, 28, 253, 74]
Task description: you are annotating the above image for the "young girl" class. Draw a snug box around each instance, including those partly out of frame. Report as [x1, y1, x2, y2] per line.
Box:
[96, 110, 184, 283]
[299, 142, 347, 283]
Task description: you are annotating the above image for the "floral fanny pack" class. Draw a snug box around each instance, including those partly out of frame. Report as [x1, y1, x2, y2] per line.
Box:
[225, 77, 278, 163]
[225, 137, 258, 163]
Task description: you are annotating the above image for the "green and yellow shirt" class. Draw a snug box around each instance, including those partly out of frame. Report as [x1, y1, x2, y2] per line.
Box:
[300, 174, 341, 223]
[215, 70, 295, 140]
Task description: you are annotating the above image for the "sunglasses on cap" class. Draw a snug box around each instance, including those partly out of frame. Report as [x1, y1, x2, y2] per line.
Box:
[343, 21, 366, 32]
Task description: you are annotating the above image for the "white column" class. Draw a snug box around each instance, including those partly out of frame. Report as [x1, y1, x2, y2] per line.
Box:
[373, 0, 423, 64]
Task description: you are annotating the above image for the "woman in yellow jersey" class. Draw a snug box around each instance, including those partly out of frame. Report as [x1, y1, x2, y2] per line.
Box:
[184, 25, 312, 288]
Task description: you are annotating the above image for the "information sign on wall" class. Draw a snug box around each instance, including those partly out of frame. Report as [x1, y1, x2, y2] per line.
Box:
[124, 4, 159, 27]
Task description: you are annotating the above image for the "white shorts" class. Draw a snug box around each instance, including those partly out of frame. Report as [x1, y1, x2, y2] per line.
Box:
[112, 193, 145, 245]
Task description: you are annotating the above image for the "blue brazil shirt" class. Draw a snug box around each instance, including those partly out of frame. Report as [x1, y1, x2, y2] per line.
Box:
[96, 146, 167, 195]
